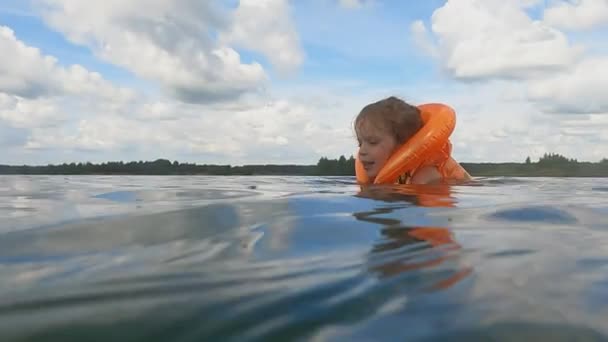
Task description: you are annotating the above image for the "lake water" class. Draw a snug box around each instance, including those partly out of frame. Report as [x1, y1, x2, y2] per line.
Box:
[1, 175, 608, 341]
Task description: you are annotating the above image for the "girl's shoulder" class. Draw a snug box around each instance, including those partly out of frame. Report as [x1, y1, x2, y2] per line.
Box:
[410, 166, 442, 184]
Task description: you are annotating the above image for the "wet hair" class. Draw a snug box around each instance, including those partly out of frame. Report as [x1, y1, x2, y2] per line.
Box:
[354, 96, 423, 144]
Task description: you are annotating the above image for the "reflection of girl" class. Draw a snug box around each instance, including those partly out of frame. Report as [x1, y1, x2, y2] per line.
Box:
[354, 184, 471, 291]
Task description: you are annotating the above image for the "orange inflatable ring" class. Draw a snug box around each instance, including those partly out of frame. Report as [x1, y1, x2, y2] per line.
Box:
[355, 103, 456, 185]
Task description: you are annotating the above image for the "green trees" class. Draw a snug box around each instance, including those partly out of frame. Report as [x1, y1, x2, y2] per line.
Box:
[537, 153, 577, 166]
[315, 155, 355, 175]
[462, 153, 607, 177]
[0, 153, 607, 176]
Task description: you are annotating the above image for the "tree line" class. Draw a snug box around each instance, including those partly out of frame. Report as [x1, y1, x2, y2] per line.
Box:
[0, 153, 607, 177]
[462, 153, 608, 177]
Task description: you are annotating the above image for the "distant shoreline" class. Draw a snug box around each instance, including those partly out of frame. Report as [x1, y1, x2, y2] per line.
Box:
[1, 154, 607, 177]
[0, 173, 606, 178]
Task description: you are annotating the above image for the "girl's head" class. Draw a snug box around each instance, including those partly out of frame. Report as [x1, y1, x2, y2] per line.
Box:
[354, 96, 422, 180]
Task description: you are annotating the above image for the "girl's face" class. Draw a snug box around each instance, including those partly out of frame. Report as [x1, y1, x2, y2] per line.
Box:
[356, 122, 399, 180]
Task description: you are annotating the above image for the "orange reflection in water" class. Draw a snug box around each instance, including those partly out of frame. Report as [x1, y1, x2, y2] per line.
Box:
[354, 183, 472, 291]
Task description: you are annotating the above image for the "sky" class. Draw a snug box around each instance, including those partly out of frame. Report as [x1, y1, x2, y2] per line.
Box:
[1, 0, 608, 166]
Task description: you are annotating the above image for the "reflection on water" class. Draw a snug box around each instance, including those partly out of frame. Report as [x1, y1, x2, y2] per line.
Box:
[355, 184, 472, 292]
[0, 175, 607, 341]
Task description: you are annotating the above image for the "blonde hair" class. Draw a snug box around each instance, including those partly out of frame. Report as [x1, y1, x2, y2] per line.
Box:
[354, 96, 422, 144]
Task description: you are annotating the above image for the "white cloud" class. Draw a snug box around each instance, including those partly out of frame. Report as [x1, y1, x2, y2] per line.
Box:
[411, 0, 608, 134]
[410, 20, 439, 58]
[35, 0, 302, 103]
[520, 0, 545, 8]
[25, 113, 176, 152]
[3, 0, 607, 166]
[0, 25, 135, 133]
[220, 0, 304, 75]
[20, 95, 357, 164]
[394, 79, 608, 162]
[0, 17, 349, 165]
[414, 0, 583, 80]
[0, 93, 65, 129]
[544, 0, 608, 31]
[0, 26, 131, 101]
[0, 26, 58, 98]
[527, 57, 608, 114]
[0, 120, 28, 148]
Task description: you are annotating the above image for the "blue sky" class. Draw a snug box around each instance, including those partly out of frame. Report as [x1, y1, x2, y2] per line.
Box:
[1, 0, 608, 165]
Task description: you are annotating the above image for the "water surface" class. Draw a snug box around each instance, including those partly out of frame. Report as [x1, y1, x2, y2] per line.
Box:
[0, 175, 607, 341]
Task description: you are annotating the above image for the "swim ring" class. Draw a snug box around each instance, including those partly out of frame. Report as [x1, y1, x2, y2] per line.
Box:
[355, 103, 468, 185]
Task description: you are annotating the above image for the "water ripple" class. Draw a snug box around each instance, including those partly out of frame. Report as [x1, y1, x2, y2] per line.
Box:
[0, 175, 607, 341]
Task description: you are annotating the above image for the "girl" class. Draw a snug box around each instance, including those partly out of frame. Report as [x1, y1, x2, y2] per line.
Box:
[354, 96, 471, 185]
